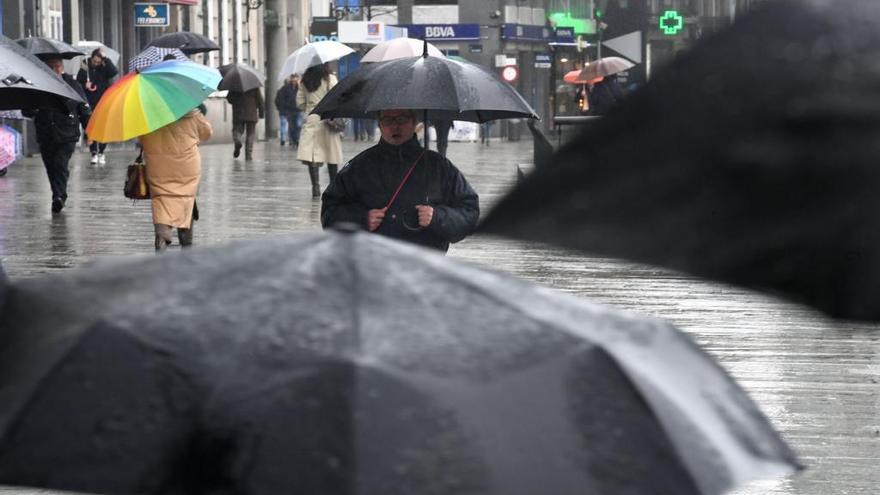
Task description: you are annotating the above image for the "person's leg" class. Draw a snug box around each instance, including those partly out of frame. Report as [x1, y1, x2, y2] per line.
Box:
[436, 120, 451, 157]
[232, 121, 244, 158]
[245, 121, 256, 160]
[89, 140, 99, 163]
[307, 162, 321, 198]
[279, 115, 289, 145]
[154, 224, 174, 252]
[291, 113, 302, 148]
[42, 142, 74, 212]
[97, 142, 107, 163]
[327, 163, 338, 182]
[177, 224, 193, 247]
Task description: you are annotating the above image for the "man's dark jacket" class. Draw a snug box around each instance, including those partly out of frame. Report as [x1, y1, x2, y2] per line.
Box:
[274, 82, 299, 118]
[25, 74, 91, 144]
[75, 57, 118, 107]
[227, 89, 264, 122]
[321, 135, 479, 252]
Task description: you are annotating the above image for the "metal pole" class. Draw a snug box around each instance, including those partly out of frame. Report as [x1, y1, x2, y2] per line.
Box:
[264, 0, 287, 139]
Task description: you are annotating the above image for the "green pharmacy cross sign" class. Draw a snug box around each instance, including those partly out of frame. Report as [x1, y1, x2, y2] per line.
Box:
[659, 10, 684, 35]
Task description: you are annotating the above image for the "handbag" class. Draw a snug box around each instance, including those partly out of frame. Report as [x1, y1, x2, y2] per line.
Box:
[324, 118, 348, 133]
[123, 151, 150, 200]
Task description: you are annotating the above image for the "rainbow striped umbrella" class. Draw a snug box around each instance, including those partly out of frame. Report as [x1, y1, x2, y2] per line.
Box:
[86, 60, 220, 142]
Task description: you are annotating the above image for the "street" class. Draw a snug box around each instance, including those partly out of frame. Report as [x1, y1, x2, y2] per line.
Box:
[1, 137, 879, 495]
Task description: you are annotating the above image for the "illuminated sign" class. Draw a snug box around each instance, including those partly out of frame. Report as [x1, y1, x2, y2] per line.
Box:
[659, 10, 684, 35]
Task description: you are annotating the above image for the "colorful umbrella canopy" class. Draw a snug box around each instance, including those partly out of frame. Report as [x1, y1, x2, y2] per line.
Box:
[0, 126, 19, 171]
[361, 37, 444, 62]
[563, 69, 603, 85]
[128, 47, 188, 72]
[278, 41, 354, 80]
[86, 60, 220, 142]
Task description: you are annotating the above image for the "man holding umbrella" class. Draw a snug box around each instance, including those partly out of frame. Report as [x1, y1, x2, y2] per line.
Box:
[321, 108, 479, 252]
[22, 56, 91, 213]
[227, 87, 263, 161]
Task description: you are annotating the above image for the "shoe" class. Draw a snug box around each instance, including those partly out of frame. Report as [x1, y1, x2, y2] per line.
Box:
[280, 140, 285, 146]
[89, 154, 98, 164]
[245, 151, 253, 161]
[97, 153, 106, 164]
[51, 198, 64, 213]
[233, 143, 242, 158]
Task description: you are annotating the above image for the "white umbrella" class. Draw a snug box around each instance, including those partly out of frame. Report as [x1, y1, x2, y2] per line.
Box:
[63, 41, 121, 76]
[278, 40, 354, 80]
[578, 56, 635, 81]
[361, 37, 444, 63]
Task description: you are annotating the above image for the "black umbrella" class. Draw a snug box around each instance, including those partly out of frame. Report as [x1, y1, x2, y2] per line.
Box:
[0, 35, 86, 111]
[218, 63, 265, 93]
[311, 51, 538, 123]
[0, 229, 798, 495]
[146, 31, 220, 55]
[480, 0, 880, 321]
[15, 36, 84, 60]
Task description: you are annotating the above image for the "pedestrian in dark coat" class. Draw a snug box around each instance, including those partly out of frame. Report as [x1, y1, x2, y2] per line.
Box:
[226, 88, 264, 160]
[76, 48, 118, 163]
[274, 74, 301, 148]
[22, 57, 91, 213]
[321, 109, 479, 252]
[588, 76, 626, 116]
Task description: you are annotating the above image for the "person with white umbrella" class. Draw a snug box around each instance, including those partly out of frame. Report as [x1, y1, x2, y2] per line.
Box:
[297, 63, 344, 198]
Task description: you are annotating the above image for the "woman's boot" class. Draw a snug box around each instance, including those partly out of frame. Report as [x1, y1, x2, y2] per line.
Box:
[308, 163, 321, 198]
[327, 163, 338, 182]
[154, 224, 173, 252]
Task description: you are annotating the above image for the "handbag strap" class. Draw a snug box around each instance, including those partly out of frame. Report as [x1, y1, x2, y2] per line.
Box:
[135, 150, 144, 164]
[384, 148, 427, 211]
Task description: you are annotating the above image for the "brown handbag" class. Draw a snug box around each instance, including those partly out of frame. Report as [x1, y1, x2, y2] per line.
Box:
[123, 151, 150, 200]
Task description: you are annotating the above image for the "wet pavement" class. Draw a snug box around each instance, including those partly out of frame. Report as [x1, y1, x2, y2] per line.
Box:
[1, 137, 878, 494]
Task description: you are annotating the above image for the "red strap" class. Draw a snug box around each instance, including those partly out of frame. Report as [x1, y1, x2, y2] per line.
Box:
[384, 149, 427, 210]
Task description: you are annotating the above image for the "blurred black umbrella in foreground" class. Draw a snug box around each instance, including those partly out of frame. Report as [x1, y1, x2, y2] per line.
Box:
[146, 31, 220, 55]
[0, 35, 86, 111]
[14, 36, 84, 60]
[0, 229, 798, 495]
[480, 0, 880, 321]
[311, 52, 538, 123]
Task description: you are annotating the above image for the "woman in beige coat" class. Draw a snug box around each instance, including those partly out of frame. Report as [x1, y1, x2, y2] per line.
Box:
[140, 109, 213, 251]
[297, 63, 344, 198]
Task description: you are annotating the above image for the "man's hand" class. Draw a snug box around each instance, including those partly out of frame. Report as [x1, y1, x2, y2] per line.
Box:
[415, 204, 434, 227]
[367, 207, 387, 231]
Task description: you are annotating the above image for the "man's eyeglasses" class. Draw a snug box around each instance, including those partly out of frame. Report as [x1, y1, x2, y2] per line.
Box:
[379, 115, 414, 126]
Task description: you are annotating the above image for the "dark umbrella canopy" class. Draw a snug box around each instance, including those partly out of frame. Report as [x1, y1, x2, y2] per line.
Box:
[0, 229, 797, 495]
[311, 55, 538, 122]
[0, 35, 86, 111]
[218, 63, 265, 92]
[480, 0, 880, 321]
[146, 31, 220, 55]
[15, 36, 84, 60]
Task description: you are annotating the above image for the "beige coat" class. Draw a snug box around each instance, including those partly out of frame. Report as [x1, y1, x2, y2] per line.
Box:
[140, 110, 212, 229]
[296, 74, 343, 165]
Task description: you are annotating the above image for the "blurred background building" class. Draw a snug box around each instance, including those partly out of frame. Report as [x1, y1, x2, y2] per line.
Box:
[0, 0, 768, 142]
